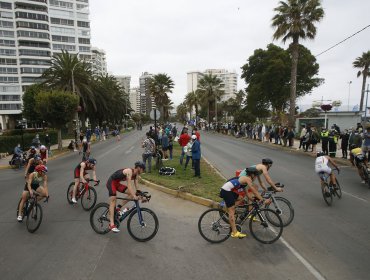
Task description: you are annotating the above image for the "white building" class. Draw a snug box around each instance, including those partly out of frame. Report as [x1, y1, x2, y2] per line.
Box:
[139, 72, 154, 115]
[129, 87, 139, 113]
[0, 0, 92, 130]
[186, 69, 238, 102]
[91, 47, 107, 76]
[115, 75, 130, 94]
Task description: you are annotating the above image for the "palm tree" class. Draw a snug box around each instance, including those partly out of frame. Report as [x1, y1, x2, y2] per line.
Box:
[353, 51, 370, 111]
[197, 74, 224, 124]
[185, 91, 201, 122]
[272, 0, 324, 126]
[149, 73, 175, 121]
[176, 102, 188, 123]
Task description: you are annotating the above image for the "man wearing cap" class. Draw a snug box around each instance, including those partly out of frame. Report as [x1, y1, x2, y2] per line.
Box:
[191, 135, 201, 178]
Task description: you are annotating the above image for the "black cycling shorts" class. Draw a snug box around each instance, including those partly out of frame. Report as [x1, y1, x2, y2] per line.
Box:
[219, 189, 239, 208]
[23, 182, 39, 192]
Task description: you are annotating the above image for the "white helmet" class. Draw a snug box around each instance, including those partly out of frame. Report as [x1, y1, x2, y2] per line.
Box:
[40, 145, 46, 150]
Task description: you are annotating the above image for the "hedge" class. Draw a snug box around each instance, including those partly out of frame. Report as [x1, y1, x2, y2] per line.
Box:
[0, 131, 58, 153]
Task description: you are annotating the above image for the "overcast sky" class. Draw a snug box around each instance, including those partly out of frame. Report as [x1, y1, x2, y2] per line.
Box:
[89, 0, 370, 110]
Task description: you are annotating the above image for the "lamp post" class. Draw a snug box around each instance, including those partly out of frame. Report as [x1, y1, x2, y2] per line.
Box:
[347, 81, 352, 111]
[71, 62, 81, 135]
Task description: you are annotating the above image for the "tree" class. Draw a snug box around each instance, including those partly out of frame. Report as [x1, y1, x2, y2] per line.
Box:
[272, 0, 324, 126]
[300, 107, 321, 117]
[35, 91, 78, 150]
[149, 73, 175, 122]
[220, 90, 246, 122]
[176, 102, 188, 123]
[22, 84, 44, 125]
[353, 51, 370, 111]
[185, 91, 201, 121]
[197, 74, 224, 123]
[241, 43, 323, 121]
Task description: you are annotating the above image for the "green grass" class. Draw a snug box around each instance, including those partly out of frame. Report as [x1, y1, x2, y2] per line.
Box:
[141, 143, 226, 202]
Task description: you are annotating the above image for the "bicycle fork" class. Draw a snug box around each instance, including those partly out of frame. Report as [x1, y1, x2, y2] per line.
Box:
[271, 197, 282, 215]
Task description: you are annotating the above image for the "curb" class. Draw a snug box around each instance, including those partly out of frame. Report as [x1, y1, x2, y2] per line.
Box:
[139, 177, 219, 208]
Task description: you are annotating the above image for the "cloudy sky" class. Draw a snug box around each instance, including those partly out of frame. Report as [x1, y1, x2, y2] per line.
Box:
[89, 0, 370, 110]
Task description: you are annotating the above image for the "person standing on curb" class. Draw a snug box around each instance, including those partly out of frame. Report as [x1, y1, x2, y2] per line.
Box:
[161, 131, 169, 160]
[340, 129, 350, 159]
[179, 127, 191, 165]
[299, 125, 306, 149]
[142, 132, 155, 173]
[362, 126, 370, 160]
[191, 135, 201, 178]
[321, 127, 329, 155]
[168, 134, 174, 160]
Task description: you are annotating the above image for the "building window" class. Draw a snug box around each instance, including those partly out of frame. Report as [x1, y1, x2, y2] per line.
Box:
[20, 59, 50, 66]
[50, 26, 75, 35]
[0, 76, 19, 83]
[20, 67, 46, 74]
[19, 40, 50, 48]
[78, 29, 90, 36]
[51, 17, 74, 26]
[0, 104, 22, 110]
[78, 37, 90, 44]
[0, 2, 12, 9]
[15, 12, 48, 21]
[52, 35, 75, 43]
[16, 21, 49, 30]
[49, 0, 73, 9]
[0, 20, 13, 28]
[0, 67, 18, 74]
[77, 21, 89, 28]
[77, 12, 88, 20]
[19, 49, 51, 57]
[21, 77, 43, 83]
[0, 85, 21, 92]
[0, 30, 14, 38]
[79, 46, 90, 53]
[0, 49, 16, 56]
[0, 58, 17, 65]
[17, 30, 50, 39]
[0, 95, 21, 101]
[0, 39, 15, 47]
[49, 9, 74, 18]
[0, 11, 12, 18]
[53, 44, 76, 51]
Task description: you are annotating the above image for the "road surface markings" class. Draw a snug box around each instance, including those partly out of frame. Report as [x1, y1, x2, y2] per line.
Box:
[342, 191, 369, 203]
[125, 146, 134, 154]
[96, 144, 121, 159]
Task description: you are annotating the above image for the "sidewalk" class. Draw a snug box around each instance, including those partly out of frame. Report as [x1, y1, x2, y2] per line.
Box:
[0, 139, 73, 169]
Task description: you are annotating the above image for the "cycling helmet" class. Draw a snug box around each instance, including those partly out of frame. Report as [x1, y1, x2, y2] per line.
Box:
[30, 146, 36, 152]
[87, 158, 97, 165]
[40, 145, 46, 150]
[135, 161, 146, 171]
[316, 151, 325, 158]
[262, 158, 273, 165]
[350, 144, 359, 150]
[35, 165, 48, 173]
[33, 154, 41, 161]
[245, 166, 259, 176]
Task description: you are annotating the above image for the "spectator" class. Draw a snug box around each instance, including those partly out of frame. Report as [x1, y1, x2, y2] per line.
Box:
[142, 132, 156, 173]
[340, 129, 350, 159]
[282, 127, 288, 147]
[44, 133, 51, 150]
[191, 135, 201, 178]
[287, 127, 295, 147]
[161, 131, 169, 160]
[320, 127, 329, 155]
[179, 127, 191, 165]
[171, 125, 177, 138]
[31, 134, 41, 148]
[193, 127, 201, 142]
[168, 134, 174, 160]
[310, 127, 320, 153]
[299, 125, 306, 149]
[328, 129, 337, 157]
[86, 128, 91, 143]
[184, 138, 193, 170]
[362, 126, 370, 160]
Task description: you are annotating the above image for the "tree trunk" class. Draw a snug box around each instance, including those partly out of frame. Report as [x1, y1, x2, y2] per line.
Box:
[359, 68, 368, 111]
[58, 128, 62, 150]
[215, 97, 218, 123]
[207, 102, 210, 124]
[289, 40, 299, 128]
[195, 105, 199, 128]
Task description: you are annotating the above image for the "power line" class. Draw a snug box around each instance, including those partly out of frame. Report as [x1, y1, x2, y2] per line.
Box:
[315, 24, 370, 57]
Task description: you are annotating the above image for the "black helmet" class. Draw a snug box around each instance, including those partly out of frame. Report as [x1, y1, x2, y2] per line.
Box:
[349, 144, 358, 150]
[33, 154, 41, 161]
[245, 166, 260, 176]
[87, 158, 97, 165]
[316, 151, 325, 158]
[262, 158, 273, 165]
[135, 161, 146, 171]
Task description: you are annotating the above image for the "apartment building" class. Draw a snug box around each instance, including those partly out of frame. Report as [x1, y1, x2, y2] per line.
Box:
[90, 47, 106, 76]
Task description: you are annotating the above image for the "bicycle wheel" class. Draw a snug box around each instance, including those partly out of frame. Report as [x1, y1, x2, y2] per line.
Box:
[26, 204, 43, 233]
[321, 183, 333, 206]
[90, 203, 111, 234]
[81, 187, 97, 211]
[198, 208, 231, 243]
[266, 197, 294, 227]
[249, 208, 283, 244]
[66, 182, 74, 204]
[127, 208, 159, 242]
[334, 179, 342, 198]
[362, 165, 369, 182]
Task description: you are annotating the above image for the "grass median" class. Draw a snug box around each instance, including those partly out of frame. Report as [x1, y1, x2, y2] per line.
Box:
[141, 144, 225, 202]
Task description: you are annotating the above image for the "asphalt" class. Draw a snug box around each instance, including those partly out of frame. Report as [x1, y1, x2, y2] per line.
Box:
[0, 128, 369, 280]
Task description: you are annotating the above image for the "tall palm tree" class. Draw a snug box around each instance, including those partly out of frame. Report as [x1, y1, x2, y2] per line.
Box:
[197, 74, 224, 124]
[353, 51, 370, 111]
[185, 91, 201, 122]
[176, 102, 188, 123]
[149, 73, 175, 121]
[272, 0, 324, 126]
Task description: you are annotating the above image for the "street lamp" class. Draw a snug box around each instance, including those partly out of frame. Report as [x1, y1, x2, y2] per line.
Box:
[347, 81, 352, 111]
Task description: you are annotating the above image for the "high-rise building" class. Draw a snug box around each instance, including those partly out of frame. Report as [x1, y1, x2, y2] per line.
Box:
[139, 72, 154, 115]
[129, 87, 139, 113]
[0, 0, 92, 130]
[91, 47, 107, 76]
[187, 69, 238, 102]
[115, 75, 130, 94]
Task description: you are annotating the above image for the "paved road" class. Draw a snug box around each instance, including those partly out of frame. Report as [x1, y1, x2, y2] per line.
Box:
[1, 129, 369, 280]
[202, 131, 370, 280]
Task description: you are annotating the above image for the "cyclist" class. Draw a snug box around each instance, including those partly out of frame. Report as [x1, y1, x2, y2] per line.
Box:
[72, 158, 97, 204]
[239, 158, 283, 192]
[81, 138, 90, 161]
[315, 151, 340, 196]
[24, 154, 42, 180]
[220, 167, 270, 239]
[27, 146, 38, 162]
[17, 165, 48, 222]
[39, 145, 48, 164]
[349, 144, 368, 183]
[107, 161, 146, 233]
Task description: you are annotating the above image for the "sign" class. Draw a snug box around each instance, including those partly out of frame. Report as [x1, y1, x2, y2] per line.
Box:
[150, 109, 160, 120]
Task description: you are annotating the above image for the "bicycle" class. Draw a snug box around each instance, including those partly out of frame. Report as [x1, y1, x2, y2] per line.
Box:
[90, 190, 159, 242]
[67, 179, 99, 211]
[356, 155, 370, 188]
[16, 191, 49, 233]
[198, 199, 283, 244]
[319, 169, 342, 206]
[262, 184, 294, 227]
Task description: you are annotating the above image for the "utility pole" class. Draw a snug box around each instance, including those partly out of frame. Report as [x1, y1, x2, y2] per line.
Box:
[364, 84, 370, 120]
[347, 81, 352, 111]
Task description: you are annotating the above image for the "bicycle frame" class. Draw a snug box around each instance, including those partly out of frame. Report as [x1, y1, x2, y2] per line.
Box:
[116, 198, 144, 225]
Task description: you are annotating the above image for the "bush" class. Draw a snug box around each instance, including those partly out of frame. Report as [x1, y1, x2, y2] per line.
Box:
[0, 131, 58, 153]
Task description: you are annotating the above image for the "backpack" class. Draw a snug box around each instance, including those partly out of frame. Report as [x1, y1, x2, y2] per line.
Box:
[159, 167, 176, 176]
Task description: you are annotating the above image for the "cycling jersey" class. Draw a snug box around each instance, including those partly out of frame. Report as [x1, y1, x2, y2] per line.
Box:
[74, 162, 93, 178]
[315, 156, 332, 175]
[40, 150, 47, 160]
[23, 172, 44, 191]
[239, 165, 263, 177]
[106, 168, 137, 197]
[351, 147, 363, 156]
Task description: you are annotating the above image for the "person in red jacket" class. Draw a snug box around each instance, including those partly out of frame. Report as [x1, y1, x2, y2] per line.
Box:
[179, 127, 191, 165]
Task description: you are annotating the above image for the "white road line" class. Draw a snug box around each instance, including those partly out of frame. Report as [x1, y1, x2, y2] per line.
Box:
[342, 191, 369, 203]
[202, 155, 326, 280]
[125, 146, 134, 154]
[96, 144, 121, 159]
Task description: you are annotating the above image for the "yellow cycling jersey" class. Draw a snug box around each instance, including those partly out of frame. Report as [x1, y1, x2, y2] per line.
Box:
[351, 148, 362, 156]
